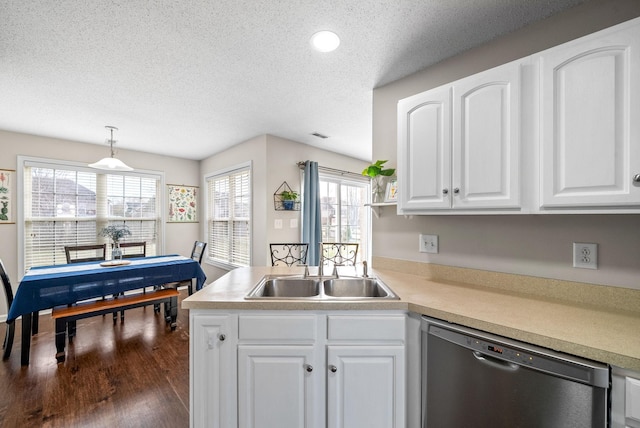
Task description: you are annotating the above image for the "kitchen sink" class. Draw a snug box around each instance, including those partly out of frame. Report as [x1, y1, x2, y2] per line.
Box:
[323, 278, 394, 298]
[245, 275, 399, 300]
[255, 277, 321, 298]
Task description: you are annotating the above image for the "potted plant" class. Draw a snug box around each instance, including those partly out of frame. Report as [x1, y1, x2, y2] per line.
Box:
[280, 190, 299, 210]
[362, 160, 396, 203]
[99, 224, 131, 260]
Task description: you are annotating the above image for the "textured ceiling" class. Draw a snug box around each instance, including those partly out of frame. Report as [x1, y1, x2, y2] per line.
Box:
[0, 0, 585, 161]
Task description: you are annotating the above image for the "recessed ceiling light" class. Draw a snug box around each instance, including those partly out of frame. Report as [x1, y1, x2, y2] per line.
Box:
[310, 31, 340, 52]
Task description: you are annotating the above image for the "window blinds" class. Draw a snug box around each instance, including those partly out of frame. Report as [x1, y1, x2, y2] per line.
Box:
[207, 165, 251, 267]
[23, 161, 161, 270]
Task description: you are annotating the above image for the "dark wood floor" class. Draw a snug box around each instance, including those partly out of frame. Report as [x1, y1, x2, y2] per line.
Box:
[0, 290, 190, 428]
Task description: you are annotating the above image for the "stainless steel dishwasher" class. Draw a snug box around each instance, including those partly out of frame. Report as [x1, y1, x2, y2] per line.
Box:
[421, 316, 610, 428]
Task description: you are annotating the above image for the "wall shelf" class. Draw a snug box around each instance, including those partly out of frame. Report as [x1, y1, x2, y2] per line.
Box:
[365, 202, 397, 218]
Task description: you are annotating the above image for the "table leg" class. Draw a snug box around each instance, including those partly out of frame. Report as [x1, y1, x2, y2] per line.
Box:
[31, 311, 39, 335]
[21, 313, 32, 366]
[55, 318, 66, 363]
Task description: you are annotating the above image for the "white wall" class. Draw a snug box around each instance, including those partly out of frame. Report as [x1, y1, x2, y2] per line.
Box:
[0, 129, 200, 316]
[372, 0, 640, 290]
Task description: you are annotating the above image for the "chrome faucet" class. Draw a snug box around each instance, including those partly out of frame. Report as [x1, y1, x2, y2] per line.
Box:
[317, 242, 324, 277]
[362, 260, 368, 278]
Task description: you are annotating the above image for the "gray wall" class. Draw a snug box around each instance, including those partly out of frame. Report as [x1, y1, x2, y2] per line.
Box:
[372, 0, 640, 290]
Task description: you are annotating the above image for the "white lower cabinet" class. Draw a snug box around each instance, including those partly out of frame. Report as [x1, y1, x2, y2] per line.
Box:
[191, 310, 406, 428]
[190, 313, 238, 428]
[238, 345, 319, 428]
[327, 346, 405, 428]
[612, 366, 640, 428]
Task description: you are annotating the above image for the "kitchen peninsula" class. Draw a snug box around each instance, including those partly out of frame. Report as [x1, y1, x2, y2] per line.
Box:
[183, 262, 640, 427]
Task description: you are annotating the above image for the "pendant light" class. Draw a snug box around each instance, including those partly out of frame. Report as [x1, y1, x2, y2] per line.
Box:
[88, 126, 133, 171]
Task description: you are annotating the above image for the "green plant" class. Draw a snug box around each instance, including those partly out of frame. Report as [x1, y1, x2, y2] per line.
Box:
[361, 160, 395, 178]
[99, 224, 131, 243]
[280, 190, 298, 201]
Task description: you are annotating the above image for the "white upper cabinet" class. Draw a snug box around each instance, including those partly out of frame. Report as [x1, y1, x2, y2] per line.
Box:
[539, 18, 640, 209]
[398, 59, 524, 214]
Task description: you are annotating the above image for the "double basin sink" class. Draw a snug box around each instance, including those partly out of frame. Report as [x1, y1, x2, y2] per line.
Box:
[245, 275, 399, 300]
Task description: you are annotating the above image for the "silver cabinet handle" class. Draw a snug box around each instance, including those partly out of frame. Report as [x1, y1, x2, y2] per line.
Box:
[634, 174, 640, 183]
[442, 189, 449, 195]
[453, 188, 460, 194]
[305, 364, 313, 373]
[218, 333, 226, 342]
[329, 365, 337, 373]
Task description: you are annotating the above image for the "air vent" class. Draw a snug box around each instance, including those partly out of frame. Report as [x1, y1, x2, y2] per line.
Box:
[311, 132, 329, 139]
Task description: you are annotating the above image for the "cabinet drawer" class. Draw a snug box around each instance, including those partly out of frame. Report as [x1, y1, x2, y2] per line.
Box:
[238, 315, 317, 341]
[327, 315, 405, 341]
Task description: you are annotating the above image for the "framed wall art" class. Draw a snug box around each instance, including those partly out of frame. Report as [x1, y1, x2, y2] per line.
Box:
[167, 184, 198, 223]
[0, 169, 14, 224]
[384, 178, 398, 202]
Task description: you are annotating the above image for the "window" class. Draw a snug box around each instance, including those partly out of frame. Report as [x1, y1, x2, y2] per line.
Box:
[19, 157, 162, 271]
[206, 162, 251, 268]
[318, 173, 370, 264]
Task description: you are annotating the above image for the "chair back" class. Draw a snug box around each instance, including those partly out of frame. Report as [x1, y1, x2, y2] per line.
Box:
[270, 243, 309, 267]
[321, 243, 359, 267]
[191, 241, 207, 264]
[1, 258, 15, 359]
[65, 244, 107, 264]
[118, 242, 146, 259]
[0, 259, 14, 312]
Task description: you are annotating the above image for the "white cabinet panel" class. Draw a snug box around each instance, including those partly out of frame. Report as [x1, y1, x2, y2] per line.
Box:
[327, 345, 405, 428]
[540, 19, 640, 208]
[453, 60, 521, 208]
[191, 313, 237, 428]
[238, 345, 320, 428]
[398, 86, 451, 210]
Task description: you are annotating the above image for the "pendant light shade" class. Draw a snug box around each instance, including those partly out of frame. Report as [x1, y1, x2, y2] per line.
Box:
[89, 126, 133, 171]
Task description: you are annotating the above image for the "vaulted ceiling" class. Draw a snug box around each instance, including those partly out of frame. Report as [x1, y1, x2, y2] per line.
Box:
[0, 0, 585, 161]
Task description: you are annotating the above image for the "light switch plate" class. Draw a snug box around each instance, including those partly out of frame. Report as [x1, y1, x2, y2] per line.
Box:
[290, 218, 298, 229]
[274, 219, 283, 229]
[419, 234, 438, 254]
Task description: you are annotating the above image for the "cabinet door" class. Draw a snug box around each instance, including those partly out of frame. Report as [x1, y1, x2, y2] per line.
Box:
[397, 85, 452, 211]
[191, 314, 237, 428]
[452, 59, 522, 209]
[540, 20, 640, 208]
[327, 345, 405, 428]
[238, 345, 320, 428]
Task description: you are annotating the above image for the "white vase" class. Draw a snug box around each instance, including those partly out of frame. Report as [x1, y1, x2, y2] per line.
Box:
[372, 176, 387, 203]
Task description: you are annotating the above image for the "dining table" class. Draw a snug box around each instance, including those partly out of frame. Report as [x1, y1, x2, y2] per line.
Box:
[7, 254, 207, 365]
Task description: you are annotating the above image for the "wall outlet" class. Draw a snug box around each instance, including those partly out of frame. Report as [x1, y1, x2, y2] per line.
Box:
[419, 234, 438, 254]
[573, 242, 597, 269]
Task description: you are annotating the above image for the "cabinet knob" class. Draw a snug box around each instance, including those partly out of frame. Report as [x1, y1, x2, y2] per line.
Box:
[634, 174, 640, 183]
[453, 188, 460, 194]
[218, 333, 226, 342]
[442, 189, 449, 195]
[305, 364, 313, 373]
[329, 365, 337, 373]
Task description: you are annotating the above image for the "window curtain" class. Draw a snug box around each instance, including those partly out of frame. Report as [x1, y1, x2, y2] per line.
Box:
[301, 160, 322, 266]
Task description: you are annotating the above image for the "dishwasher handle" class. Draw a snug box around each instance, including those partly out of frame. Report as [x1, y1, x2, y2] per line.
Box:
[472, 351, 520, 372]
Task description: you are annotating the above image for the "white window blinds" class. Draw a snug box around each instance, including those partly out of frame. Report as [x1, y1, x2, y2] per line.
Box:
[22, 160, 161, 270]
[206, 164, 251, 268]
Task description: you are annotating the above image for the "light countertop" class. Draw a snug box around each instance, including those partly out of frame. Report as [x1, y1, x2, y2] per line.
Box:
[183, 264, 640, 371]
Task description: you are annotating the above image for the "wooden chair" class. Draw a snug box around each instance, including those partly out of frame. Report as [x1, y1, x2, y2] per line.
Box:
[0, 259, 15, 360]
[64, 244, 107, 264]
[158, 241, 207, 304]
[270, 243, 309, 267]
[321, 242, 359, 267]
[117, 241, 146, 259]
